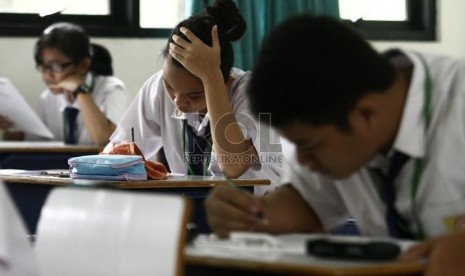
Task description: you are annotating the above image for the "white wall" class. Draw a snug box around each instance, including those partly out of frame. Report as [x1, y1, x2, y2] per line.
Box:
[0, 0, 464, 107]
[0, 37, 166, 105]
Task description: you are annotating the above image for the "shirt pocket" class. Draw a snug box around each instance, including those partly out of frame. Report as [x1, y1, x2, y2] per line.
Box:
[420, 197, 465, 237]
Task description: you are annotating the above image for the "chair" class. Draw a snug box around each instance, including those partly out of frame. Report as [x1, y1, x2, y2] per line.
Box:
[34, 187, 192, 276]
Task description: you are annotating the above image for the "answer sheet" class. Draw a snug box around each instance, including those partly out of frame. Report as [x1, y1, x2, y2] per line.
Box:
[0, 78, 54, 139]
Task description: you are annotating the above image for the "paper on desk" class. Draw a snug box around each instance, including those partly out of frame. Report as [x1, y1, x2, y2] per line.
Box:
[0, 78, 54, 139]
[188, 232, 317, 262]
[187, 232, 419, 261]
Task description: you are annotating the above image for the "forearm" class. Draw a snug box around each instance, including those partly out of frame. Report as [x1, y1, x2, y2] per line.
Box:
[76, 94, 116, 146]
[203, 71, 255, 177]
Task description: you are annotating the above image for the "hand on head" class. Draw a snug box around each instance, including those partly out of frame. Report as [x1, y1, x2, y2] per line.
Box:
[169, 25, 221, 81]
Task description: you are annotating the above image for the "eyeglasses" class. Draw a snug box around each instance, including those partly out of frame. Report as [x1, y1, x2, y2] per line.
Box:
[37, 61, 74, 74]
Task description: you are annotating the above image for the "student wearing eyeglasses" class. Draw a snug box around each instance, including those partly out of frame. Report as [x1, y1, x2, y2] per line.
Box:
[0, 22, 130, 145]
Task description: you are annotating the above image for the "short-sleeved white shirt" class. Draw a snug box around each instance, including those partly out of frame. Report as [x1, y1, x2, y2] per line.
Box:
[0, 181, 39, 276]
[110, 69, 283, 195]
[284, 50, 465, 238]
[33, 73, 129, 145]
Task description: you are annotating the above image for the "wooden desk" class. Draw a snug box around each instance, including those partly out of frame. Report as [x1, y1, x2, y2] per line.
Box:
[185, 255, 424, 276]
[0, 170, 269, 235]
[0, 141, 102, 170]
[0, 142, 103, 235]
[185, 245, 424, 276]
[0, 171, 269, 189]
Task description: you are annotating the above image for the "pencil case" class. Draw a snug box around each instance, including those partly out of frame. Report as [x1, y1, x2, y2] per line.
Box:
[102, 142, 169, 180]
[68, 155, 148, 181]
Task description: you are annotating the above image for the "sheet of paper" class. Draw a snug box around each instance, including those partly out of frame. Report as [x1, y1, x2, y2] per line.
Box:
[0, 78, 54, 139]
[186, 232, 420, 263]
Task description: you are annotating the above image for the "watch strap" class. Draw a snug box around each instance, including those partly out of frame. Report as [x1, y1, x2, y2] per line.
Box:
[73, 83, 91, 98]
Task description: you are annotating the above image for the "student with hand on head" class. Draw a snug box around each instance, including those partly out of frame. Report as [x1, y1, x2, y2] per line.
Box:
[0, 22, 130, 145]
[105, 0, 282, 195]
[205, 14, 465, 275]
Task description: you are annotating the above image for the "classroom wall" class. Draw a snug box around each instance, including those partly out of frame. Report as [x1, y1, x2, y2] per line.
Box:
[0, 0, 464, 107]
[372, 0, 465, 58]
[0, 37, 166, 105]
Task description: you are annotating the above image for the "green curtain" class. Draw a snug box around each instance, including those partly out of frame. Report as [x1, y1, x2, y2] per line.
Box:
[190, 0, 340, 70]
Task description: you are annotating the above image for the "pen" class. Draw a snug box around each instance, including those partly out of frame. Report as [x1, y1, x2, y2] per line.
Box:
[223, 172, 239, 190]
[131, 127, 134, 143]
[223, 173, 268, 226]
[40, 170, 70, 178]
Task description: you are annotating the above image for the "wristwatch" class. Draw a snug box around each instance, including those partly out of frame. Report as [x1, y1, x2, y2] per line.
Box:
[73, 83, 91, 99]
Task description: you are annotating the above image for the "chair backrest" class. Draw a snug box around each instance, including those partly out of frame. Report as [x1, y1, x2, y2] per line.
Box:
[34, 187, 192, 276]
[0, 181, 39, 275]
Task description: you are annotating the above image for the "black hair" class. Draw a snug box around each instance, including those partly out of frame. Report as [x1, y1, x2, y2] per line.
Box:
[248, 14, 395, 130]
[34, 22, 113, 76]
[162, 0, 246, 82]
[89, 43, 113, 76]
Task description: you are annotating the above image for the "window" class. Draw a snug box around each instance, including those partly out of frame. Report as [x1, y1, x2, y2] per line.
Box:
[0, 0, 110, 16]
[0, 0, 190, 37]
[338, 0, 436, 41]
[139, 0, 188, 29]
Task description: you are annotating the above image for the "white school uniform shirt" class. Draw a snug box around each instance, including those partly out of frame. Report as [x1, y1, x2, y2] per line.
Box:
[110, 68, 283, 195]
[30, 73, 129, 145]
[284, 49, 465, 238]
[0, 181, 39, 276]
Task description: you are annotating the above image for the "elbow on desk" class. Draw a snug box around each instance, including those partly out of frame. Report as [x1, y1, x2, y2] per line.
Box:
[219, 163, 252, 179]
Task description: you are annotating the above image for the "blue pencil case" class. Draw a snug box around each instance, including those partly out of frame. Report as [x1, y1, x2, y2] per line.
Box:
[68, 155, 147, 181]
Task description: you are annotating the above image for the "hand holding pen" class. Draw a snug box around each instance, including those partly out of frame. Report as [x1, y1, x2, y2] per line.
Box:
[204, 173, 268, 238]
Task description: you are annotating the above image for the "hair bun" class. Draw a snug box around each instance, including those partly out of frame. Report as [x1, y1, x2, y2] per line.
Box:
[206, 0, 246, 41]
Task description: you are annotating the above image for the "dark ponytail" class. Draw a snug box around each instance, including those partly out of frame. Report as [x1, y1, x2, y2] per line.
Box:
[162, 0, 246, 82]
[89, 43, 113, 76]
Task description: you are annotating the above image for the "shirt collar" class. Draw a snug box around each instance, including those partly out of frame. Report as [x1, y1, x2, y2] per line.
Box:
[392, 50, 427, 159]
[368, 50, 427, 168]
[171, 110, 210, 134]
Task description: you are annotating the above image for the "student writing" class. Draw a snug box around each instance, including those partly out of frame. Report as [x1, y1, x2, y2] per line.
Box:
[205, 14, 465, 275]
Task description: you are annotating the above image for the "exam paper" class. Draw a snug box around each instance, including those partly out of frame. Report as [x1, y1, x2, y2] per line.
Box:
[0, 78, 54, 139]
[187, 232, 419, 262]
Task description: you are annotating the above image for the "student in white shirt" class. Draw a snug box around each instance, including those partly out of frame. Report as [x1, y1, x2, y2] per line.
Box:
[204, 14, 465, 275]
[0, 181, 39, 276]
[106, 0, 282, 195]
[0, 22, 129, 145]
